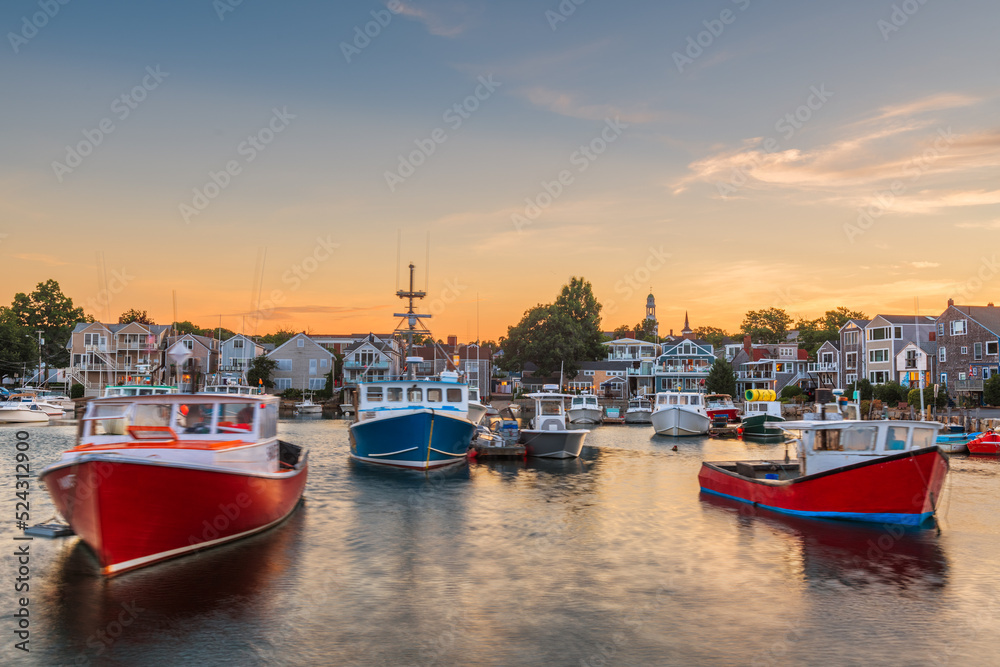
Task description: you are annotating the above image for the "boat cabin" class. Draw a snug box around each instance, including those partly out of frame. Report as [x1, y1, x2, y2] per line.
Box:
[654, 392, 704, 408]
[705, 394, 735, 411]
[570, 394, 600, 410]
[204, 384, 262, 395]
[103, 385, 178, 397]
[743, 401, 782, 419]
[526, 392, 572, 431]
[355, 378, 470, 422]
[781, 420, 942, 475]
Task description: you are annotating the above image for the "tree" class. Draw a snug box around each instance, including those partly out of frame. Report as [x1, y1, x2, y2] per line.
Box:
[10, 280, 89, 377]
[907, 386, 948, 410]
[259, 328, 297, 347]
[845, 378, 873, 401]
[632, 319, 658, 343]
[0, 308, 36, 383]
[795, 307, 867, 357]
[740, 308, 793, 344]
[873, 381, 907, 406]
[174, 321, 205, 336]
[780, 385, 804, 400]
[612, 324, 633, 339]
[553, 277, 604, 360]
[315, 370, 334, 400]
[694, 326, 730, 349]
[985, 375, 1000, 406]
[705, 358, 737, 397]
[118, 309, 155, 325]
[246, 355, 277, 390]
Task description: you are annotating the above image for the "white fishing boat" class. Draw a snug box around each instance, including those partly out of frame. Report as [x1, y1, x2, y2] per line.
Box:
[519, 387, 589, 458]
[0, 400, 50, 423]
[624, 396, 653, 424]
[651, 391, 710, 436]
[467, 386, 489, 425]
[5, 393, 64, 417]
[295, 396, 323, 415]
[103, 384, 178, 398]
[568, 393, 602, 424]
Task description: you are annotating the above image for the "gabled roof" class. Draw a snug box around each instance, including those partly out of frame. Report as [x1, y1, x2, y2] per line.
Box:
[947, 304, 1000, 337]
[817, 340, 841, 352]
[838, 319, 870, 333]
[345, 333, 394, 355]
[268, 333, 334, 358]
[70, 321, 171, 335]
[871, 314, 936, 325]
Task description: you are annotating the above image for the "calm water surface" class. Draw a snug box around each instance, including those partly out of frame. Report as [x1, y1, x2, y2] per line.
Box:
[2, 420, 999, 666]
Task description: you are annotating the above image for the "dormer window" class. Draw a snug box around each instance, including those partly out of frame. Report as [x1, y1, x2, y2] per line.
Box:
[951, 320, 967, 336]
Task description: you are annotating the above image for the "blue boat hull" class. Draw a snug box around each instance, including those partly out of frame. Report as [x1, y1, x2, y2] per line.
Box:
[349, 410, 475, 469]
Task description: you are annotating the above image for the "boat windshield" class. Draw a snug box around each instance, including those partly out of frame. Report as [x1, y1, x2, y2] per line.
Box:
[539, 401, 563, 415]
[813, 425, 877, 452]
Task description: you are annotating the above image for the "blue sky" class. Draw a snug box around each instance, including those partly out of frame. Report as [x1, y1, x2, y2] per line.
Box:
[2, 0, 998, 338]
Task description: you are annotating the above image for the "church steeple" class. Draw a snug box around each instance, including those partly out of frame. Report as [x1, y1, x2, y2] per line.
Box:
[681, 311, 693, 339]
[645, 291, 658, 338]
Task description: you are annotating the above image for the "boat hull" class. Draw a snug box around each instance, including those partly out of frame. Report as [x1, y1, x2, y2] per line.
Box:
[520, 429, 587, 459]
[741, 414, 785, 437]
[968, 432, 1000, 455]
[706, 408, 739, 423]
[295, 406, 322, 414]
[698, 447, 949, 526]
[467, 402, 488, 425]
[40, 455, 308, 575]
[349, 410, 475, 469]
[0, 409, 49, 423]
[568, 408, 602, 424]
[651, 406, 710, 436]
[624, 409, 652, 424]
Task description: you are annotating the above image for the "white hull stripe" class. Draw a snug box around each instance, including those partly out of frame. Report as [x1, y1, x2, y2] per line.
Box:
[350, 454, 464, 469]
[366, 447, 419, 457]
[428, 447, 468, 457]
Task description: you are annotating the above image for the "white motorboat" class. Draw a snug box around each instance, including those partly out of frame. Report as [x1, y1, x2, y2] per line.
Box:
[624, 396, 653, 424]
[467, 386, 489, 425]
[519, 386, 589, 458]
[651, 391, 710, 436]
[0, 401, 50, 423]
[295, 397, 323, 415]
[568, 393, 602, 424]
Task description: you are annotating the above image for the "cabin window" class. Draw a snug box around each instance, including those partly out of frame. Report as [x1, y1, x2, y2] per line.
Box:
[961, 346, 968, 355]
[427, 388, 442, 402]
[540, 401, 562, 415]
[259, 403, 277, 439]
[408, 387, 423, 402]
[813, 430, 841, 451]
[938, 347, 946, 363]
[297, 338, 305, 347]
[842, 426, 876, 451]
[387, 387, 403, 402]
[366, 387, 383, 402]
[911, 428, 934, 450]
[177, 403, 216, 434]
[88, 403, 130, 436]
[886, 426, 908, 451]
[133, 403, 172, 428]
[975, 343, 983, 359]
[218, 403, 255, 432]
[669, 395, 678, 405]
[447, 388, 462, 402]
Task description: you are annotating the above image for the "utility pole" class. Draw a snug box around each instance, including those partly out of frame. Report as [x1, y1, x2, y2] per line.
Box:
[35, 330, 44, 388]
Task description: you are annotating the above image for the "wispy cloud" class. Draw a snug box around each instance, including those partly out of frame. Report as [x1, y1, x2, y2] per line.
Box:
[956, 219, 1000, 229]
[394, 1, 479, 37]
[517, 86, 664, 124]
[909, 261, 940, 269]
[12, 253, 68, 266]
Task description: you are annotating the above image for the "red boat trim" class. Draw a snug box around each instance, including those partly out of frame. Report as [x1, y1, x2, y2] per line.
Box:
[40, 452, 308, 480]
[102, 503, 303, 575]
[701, 446, 947, 488]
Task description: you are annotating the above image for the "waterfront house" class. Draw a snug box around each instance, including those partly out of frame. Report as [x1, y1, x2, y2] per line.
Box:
[164, 333, 220, 392]
[268, 333, 335, 393]
[602, 337, 660, 396]
[218, 334, 267, 382]
[66, 321, 173, 396]
[863, 315, 936, 385]
[807, 340, 840, 391]
[654, 338, 715, 392]
[934, 299, 1000, 402]
[895, 341, 936, 392]
[341, 334, 399, 387]
[837, 319, 870, 388]
[731, 336, 809, 398]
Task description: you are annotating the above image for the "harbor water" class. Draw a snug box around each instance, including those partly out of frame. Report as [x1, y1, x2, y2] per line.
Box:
[3, 420, 999, 666]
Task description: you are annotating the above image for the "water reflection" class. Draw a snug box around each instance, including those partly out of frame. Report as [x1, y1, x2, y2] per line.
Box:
[700, 493, 949, 590]
[38, 506, 306, 659]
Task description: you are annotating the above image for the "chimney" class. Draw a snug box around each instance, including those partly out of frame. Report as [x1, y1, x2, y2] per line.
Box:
[990, 302, 995, 307]
[447, 335, 458, 348]
[743, 334, 752, 358]
[948, 298, 954, 307]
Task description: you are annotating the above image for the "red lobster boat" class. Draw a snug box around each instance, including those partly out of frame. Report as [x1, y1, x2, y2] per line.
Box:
[39, 393, 308, 575]
[966, 431, 1000, 455]
[699, 419, 948, 526]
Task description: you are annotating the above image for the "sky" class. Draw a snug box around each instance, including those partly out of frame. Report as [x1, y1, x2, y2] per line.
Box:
[1, 0, 998, 341]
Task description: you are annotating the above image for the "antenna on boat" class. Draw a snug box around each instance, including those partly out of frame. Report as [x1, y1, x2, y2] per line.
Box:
[424, 232, 430, 291]
[254, 247, 267, 337]
[395, 229, 402, 292]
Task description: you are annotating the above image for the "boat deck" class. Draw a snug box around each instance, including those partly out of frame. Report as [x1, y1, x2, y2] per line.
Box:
[708, 460, 802, 481]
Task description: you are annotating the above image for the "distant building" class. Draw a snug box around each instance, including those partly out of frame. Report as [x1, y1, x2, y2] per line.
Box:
[935, 299, 1000, 401]
[267, 333, 334, 393]
[730, 335, 809, 397]
[65, 321, 172, 397]
[807, 340, 840, 391]
[654, 338, 715, 392]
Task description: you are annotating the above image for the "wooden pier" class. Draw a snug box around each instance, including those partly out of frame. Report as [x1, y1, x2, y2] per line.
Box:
[470, 443, 525, 458]
[709, 425, 741, 438]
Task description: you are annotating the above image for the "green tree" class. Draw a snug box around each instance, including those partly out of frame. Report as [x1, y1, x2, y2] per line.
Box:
[0, 308, 37, 383]
[873, 381, 907, 406]
[612, 324, 633, 339]
[259, 328, 297, 347]
[781, 385, 804, 401]
[693, 326, 730, 349]
[315, 370, 334, 400]
[740, 307, 793, 344]
[246, 355, 277, 390]
[985, 375, 1000, 406]
[10, 280, 89, 378]
[500, 277, 604, 378]
[705, 358, 737, 397]
[845, 378, 873, 401]
[795, 307, 867, 357]
[174, 321, 205, 336]
[907, 386, 948, 409]
[632, 319, 658, 343]
[118, 309, 155, 325]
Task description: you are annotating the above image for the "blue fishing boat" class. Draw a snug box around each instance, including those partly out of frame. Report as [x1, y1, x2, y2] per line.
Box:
[348, 263, 477, 469]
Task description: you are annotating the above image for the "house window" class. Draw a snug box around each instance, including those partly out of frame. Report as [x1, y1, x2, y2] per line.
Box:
[974, 343, 983, 360]
[959, 372, 967, 381]
[951, 320, 967, 335]
[309, 359, 318, 375]
[845, 352, 857, 370]
[988, 341, 999, 356]
[940, 373, 947, 385]
[297, 338, 305, 348]
[984, 368, 992, 380]
[821, 353, 833, 364]
[869, 370, 888, 384]
[320, 358, 328, 369]
[938, 347, 946, 363]
[308, 378, 327, 390]
[844, 331, 858, 345]
[274, 378, 292, 390]
[961, 346, 968, 355]
[183, 340, 194, 350]
[583, 370, 595, 376]
[869, 350, 888, 363]
[905, 350, 917, 369]
[233, 339, 244, 349]
[868, 327, 889, 341]
[937, 323, 944, 336]
[894, 327, 902, 339]
[275, 359, 292, 371]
